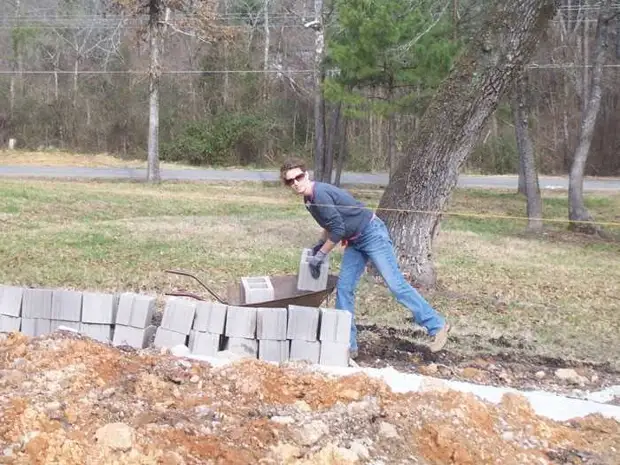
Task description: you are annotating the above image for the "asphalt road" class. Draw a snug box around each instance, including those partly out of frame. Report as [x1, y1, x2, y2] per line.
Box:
[0, 165, 619, 191]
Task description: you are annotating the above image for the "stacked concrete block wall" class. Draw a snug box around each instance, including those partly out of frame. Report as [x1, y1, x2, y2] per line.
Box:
[297, 248, 329, 292]
[113, 293, 156, 349]
[0, 284, 354, 367]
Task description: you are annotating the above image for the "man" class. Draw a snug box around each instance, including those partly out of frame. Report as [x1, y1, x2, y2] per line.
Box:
[280, 157, 451, 357]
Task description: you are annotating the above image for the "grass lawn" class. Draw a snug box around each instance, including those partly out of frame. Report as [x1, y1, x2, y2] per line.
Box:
[1, 178, 619, 367]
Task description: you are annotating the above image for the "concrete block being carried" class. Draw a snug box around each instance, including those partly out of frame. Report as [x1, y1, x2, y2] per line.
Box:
[297, 248, 329, 292]
[241, 276, 275, 304]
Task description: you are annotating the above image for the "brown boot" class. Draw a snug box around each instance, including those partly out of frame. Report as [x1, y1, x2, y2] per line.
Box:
[428, 322, 451, 353]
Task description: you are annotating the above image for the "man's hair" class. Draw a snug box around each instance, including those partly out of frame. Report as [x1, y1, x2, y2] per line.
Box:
[279, 157, 307, 182]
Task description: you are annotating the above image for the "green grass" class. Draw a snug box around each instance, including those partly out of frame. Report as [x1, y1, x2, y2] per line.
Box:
[1, 179, 619, 367]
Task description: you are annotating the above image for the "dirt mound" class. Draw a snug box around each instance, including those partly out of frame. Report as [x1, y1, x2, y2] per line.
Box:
[0, 331, 619, 465]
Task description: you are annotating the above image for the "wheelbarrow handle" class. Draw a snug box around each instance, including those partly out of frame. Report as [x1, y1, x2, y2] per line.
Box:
[164, 269, 228, 305]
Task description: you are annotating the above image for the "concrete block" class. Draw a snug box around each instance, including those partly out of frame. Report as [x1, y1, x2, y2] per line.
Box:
[241, 276, 275, 304]
[51, 290, 82, 322]
[0, 286, 23, 317]
[224, 306, 257, 338]
[81, 292, 119, 324]
[153, 327, 188, 349]
[0, 315, 21, 333]
[116, 293, 155, 328]
[286, 305, 319, 341]
[188, 331, 221, 356]
[319, 308, 352, 343]
[259, 340, 289, 363]
[289, 340, 321, 364]
[297, 248, 329, 292]
[50, 320, 81, 332]
[161, 297, 196, 335]
[20, 318, 51, 337]
[22, 288, 53, 319]
[79, 323, 113, 343]
[256, 307, 288, 340]
[224, 337, 258, 358]
[112, 324, 156, 349]
[319, 341, 350, 367]
[193, 301, 227, 333]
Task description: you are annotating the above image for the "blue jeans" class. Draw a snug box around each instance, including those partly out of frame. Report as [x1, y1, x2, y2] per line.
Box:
[334, 217, 446, 351]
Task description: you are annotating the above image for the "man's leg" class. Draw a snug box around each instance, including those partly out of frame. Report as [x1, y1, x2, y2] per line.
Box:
[335, 245, 368, 353]
[360, 219, 447, 342]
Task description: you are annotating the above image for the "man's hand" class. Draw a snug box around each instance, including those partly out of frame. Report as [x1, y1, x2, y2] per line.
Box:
[307, 251, 327, 279]
[311, 239, 325, 256]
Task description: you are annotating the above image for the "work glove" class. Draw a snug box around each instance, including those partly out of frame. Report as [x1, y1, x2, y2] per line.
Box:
[311, 239, 325, 256]
[307, 251, 327, 279]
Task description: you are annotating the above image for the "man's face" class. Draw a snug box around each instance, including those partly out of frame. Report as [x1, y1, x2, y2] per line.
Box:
[283, 168, 311, 195]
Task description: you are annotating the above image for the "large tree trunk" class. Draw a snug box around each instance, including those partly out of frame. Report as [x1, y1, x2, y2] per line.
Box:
[376, 0, 558, 288]
[147, 0, 163, 183]
[513, 72, 543, 232]
[312, 0, 326, 182]
[568, 4, 612, 234]
[334, 111, 348, 187]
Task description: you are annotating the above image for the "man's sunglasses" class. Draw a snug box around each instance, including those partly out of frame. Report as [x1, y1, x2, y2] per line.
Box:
[284, 172, 305, 186]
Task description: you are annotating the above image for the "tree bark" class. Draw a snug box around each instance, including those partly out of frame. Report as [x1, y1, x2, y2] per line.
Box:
[312, 0, 326, 182]
[513, 72, 543, 232]
[147, 0, 163, 183]
[568, 4, 612, 234]
[324, 102, 342, 184]
[376, 0, 558, 288]
[263, 0, 270, 101]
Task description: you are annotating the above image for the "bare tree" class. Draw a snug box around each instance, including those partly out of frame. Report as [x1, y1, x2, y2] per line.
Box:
[377, 0, 558, 288]
[513, 72, 543, 232]
[307, 1, 326, 182]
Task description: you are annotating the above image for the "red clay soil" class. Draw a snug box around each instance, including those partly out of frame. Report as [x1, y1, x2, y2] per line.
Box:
[0, 331, 618, 465]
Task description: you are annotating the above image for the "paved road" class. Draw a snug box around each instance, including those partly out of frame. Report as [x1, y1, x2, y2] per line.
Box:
[0, 165, 619, 191]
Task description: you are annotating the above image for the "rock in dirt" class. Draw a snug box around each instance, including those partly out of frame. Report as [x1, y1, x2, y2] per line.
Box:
[378, 422, 399, 439]
[95, 423, 135, 451]
[296, 420, 329, 446]
[555, 368, 589, 385]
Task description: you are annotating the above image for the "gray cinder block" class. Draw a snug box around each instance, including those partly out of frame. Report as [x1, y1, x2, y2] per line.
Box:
[256, 307, 288, 340]
[193, 301, 227, 334]
[224, 306, 257, 338]
[241, 276, 275, 304]
[153, 327, 188, 349]
[112, 324, 156, 349]
[286, 305, 319, 341]
[259, 340, 289, 363]
[289, 340, 321, 364]
[0, 286, 23, 317]
[20, 318, 51, 337]
[81, 292, 119, 324]
[22, 288, 53, 319]
[319, 308, 352, 343]
[51, 290, 82, 322]
[50, 320, 80, 332]
[116, 293, 155, 328]
[224, 337, 258, 358]
[161, 297, 196, 335]
[79, 322, 113, 343]
[0, 315, 21, 333]
[188, 331, 221, 356]
[297, 248, 329, 292]
[319, 341, 350, 367]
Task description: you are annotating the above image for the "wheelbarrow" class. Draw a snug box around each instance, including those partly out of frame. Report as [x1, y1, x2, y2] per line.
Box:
[164, 269, 339, 308]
